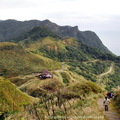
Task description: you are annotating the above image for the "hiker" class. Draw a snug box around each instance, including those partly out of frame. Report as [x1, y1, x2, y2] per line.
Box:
[103, 96, 110, 111]
[107, 92, 114, 99]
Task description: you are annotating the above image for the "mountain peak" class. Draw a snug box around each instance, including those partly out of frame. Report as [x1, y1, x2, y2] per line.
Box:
[43, 19, 51, 23]
[0, 19, 111, 53]
[74, 25, 78, 30]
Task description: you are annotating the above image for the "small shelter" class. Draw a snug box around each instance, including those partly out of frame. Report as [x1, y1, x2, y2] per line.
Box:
[39, 70, 53, 79]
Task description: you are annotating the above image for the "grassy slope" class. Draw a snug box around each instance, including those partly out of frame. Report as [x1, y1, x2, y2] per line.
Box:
[20, 36, 73, 57]
[16, 36, 118, 90]
[0, 41, 107, 119]
[0, 37, 118, 119]
[113, 89, 120, 113]
[0, 77, 34, 113]
[23, 36, 117, 63]
[24, 36, 92, 61]
[10, 68, 104, 119]
[10, 63, 102, 96]
[0, 42, 61, 77]
[13, 67, 85, 94]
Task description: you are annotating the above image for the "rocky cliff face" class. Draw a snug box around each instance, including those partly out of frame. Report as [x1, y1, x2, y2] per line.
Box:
[0, 19, 110, 53]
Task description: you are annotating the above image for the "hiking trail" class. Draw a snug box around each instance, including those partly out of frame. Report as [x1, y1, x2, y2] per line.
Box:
[98, 63, 114, 85]
[97, 98, 120, 120]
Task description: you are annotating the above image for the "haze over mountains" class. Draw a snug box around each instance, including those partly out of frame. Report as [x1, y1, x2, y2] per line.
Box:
[0, 19, 110, 53]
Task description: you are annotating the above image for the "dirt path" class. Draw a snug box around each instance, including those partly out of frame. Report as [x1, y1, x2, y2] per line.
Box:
[98, 63, 114, 85]
[82, 59, 99, 63]
[99, 63, 113, 78]
[97, 98, 120, 120]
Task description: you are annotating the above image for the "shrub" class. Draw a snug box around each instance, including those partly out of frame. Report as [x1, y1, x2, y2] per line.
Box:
[41, 79, 63, 92]
[60, 72, 70, 85]
[69, 81, 102, 95]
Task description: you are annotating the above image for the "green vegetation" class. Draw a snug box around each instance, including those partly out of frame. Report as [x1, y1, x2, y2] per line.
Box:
[12, 26, 61, 43]
[0, 19, 110, 54]
[0, 77, 32, 113]
[31, 36, 117, 63]
[0, 22, 120, 119]
[68, 81, 102, 95]
[113, 89, 120, 113]
[0, 27, 118, 88]
[5, 24, 116, 63]
[102, 62, 120, 90]
[0, 42, 61, 77]
[78, 31, 111, 53]
[60, 72, 70, 85]
[69, 60, 112, 82]
[6, 77, 102, 119]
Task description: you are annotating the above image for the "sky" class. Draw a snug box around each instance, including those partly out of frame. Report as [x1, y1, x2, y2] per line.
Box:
[0, 0, 120, 55]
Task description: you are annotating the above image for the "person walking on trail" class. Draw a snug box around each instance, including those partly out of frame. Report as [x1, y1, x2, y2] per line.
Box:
[103, 96, 110, 111]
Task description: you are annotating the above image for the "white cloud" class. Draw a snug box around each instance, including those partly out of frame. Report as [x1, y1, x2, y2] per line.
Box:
[1, 0, 120, 20]
[0, 0, 120, 55]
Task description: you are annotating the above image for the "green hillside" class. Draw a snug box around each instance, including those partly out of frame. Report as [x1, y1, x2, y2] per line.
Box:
[0, 77, 33, 113]
[0, 19, 111, 53]
[0, 25, 120, 119]
[6, 69, 103, 119]
[15, 29, 117, 84]
[12, 26, 116, 62]
[5, 26, 118, 88]
[10, 26, 61, 43]
[0, 42, 61, 77]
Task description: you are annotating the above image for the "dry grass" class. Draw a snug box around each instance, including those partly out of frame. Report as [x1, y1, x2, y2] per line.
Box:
[0, 77, 33, 112]
[0, 42, 17, 47]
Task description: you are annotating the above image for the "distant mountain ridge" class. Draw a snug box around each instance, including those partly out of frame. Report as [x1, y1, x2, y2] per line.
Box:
[0, 19, 110, 53]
